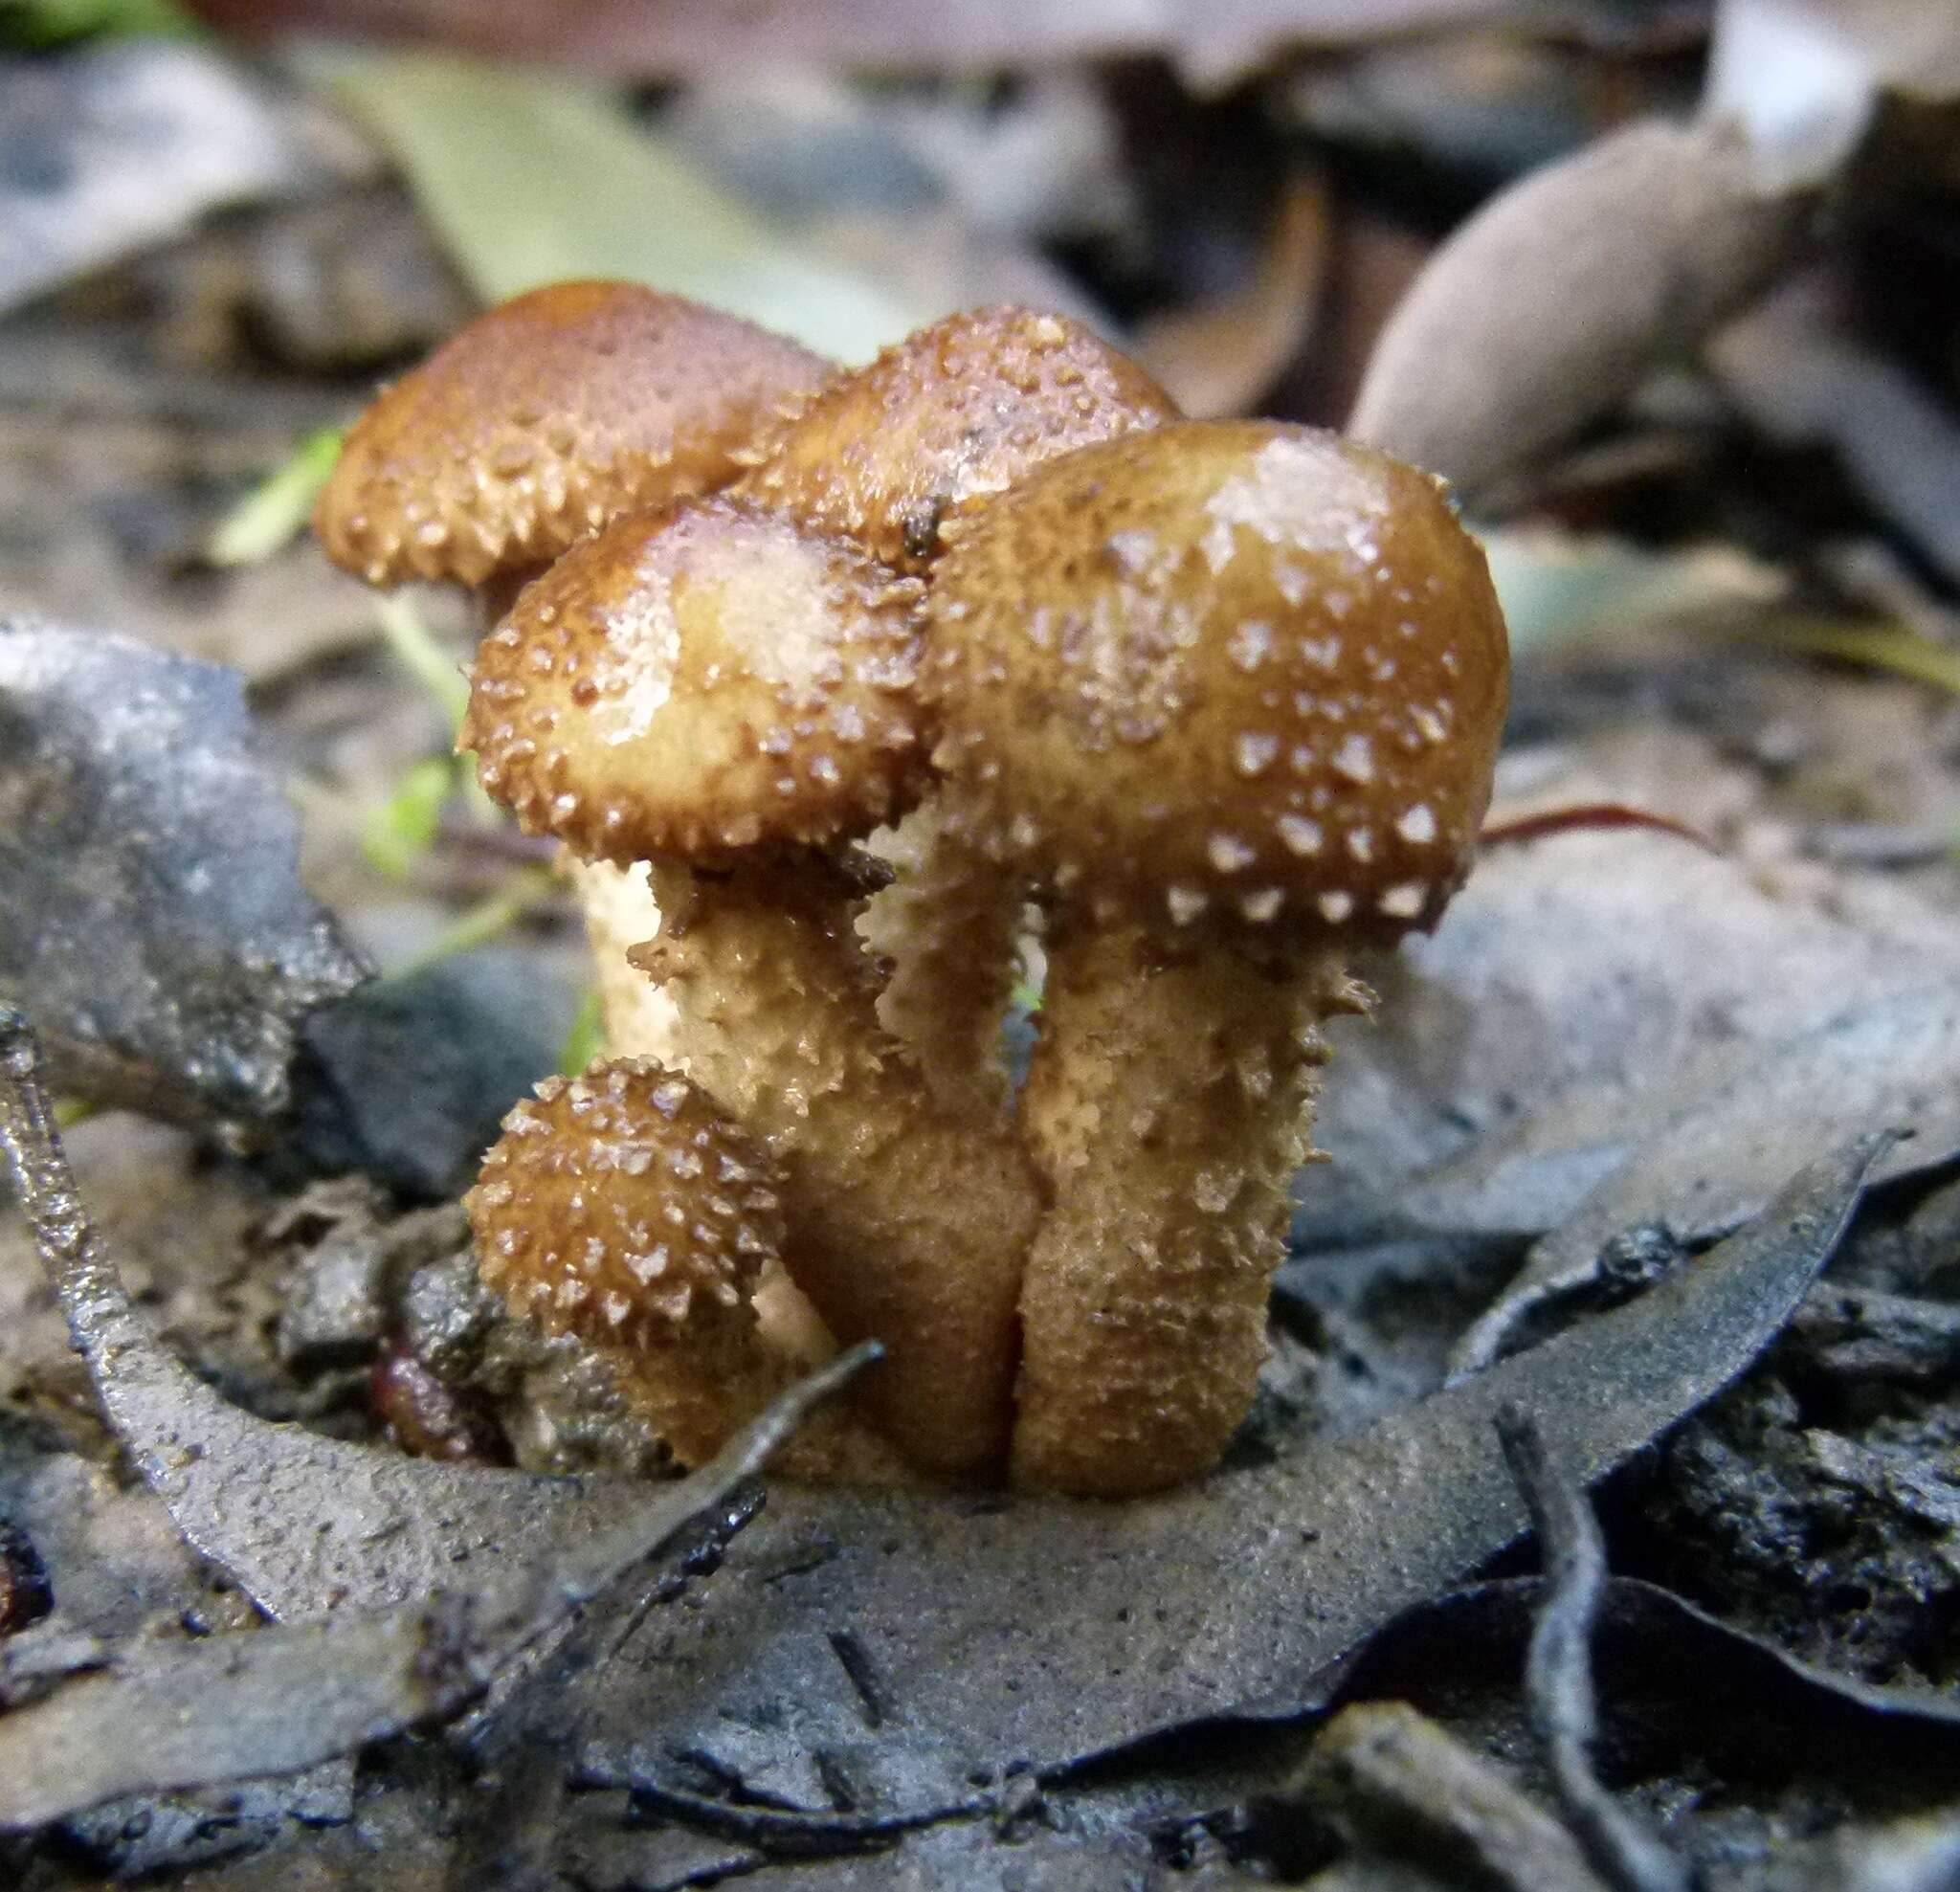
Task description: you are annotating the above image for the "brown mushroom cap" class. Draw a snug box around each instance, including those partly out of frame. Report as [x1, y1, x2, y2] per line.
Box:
[465, 1060, 782, 1349]
[462, 496, 929, 866]
[732, 305, 1178, 570]
[926, 421, 1510, 944]
[316, 280, 831, 587]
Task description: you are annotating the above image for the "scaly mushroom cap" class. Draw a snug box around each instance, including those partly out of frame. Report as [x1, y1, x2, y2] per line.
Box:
[465, 1060, 782, 1349]
[315, 280, 831, 587]
[927, 422, 1510, 944]
[732, 305, 1178, 570]
[463, 496, 929, 866]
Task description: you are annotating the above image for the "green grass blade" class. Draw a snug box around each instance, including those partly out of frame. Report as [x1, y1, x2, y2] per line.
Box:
[374, 593, 469, 730]
[360, 755, 456, 881]
[206, 427, 344, 568]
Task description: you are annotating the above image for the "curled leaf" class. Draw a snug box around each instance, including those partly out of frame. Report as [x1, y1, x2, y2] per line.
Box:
[1350, 118, 1813, 505]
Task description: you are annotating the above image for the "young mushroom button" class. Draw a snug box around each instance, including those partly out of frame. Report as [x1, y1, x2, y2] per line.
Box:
[734, 304, 1177, 572]
[926, 421, 1510, 1495]
[466, 1059, 906, 1480]
[460, 495, 929, 866]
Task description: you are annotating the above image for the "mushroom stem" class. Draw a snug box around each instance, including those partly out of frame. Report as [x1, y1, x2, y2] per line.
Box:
[1009, 924, 1366, 1496]
[633, 855, 1037, 1480]
[606, 1350, 915, 1486]
[860, 799, 1026, 1124]
[595, 1299, 783, 1472]
[568, 856, 682, 1065]
[571, 860, 854, 1364]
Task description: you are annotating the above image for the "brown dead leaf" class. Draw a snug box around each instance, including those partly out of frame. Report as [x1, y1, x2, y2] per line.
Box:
[1135, 173, 1329, 417]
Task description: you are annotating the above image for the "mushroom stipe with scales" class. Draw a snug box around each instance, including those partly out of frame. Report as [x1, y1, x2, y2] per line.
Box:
[317, 286, 1511, 1497]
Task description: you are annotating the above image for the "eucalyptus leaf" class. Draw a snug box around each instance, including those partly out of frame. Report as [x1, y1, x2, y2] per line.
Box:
[322, 52, 929, 362]
[1447, 987, 1960, 1375]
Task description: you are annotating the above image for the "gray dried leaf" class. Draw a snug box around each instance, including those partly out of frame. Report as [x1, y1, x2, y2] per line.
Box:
[568, 1138, 1885, 1805]
[1303, 831, 1960, 1247]
[1450, 989, 1960, 1373]
[0, 1608, 470, 1832]
[0, 619, 368, 1127]
[1349, 117, 1813, 504]
[0, 1348, 869, 1834]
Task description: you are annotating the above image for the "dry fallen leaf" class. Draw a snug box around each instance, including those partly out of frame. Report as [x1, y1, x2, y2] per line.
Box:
[1449, 986, 1960, 1373]
[0, 1354, 871, 1833]
[1303, 828, 1960, 1242]
[0, 619, 368, 1126]
[1349, 117, 1814, 503]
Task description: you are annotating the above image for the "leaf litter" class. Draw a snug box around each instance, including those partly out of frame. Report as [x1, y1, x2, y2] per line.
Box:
[8, 13, 1960, 1884]
[0, 979, 1907, 1875]
[1301, 825, 1960, 1251]
[0, 1375, 858, 1833]
[1447, 985, 1960, 1374]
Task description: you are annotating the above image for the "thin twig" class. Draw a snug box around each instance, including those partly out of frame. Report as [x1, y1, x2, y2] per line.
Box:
[606, 1772, 991, 1858]
[1496, 1402, 1692, 1892]
[0, 1006, 174, 1383]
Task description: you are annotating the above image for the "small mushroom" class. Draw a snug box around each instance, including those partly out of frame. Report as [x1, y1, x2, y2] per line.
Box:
[466, 1059, 906, 1480]
[461, 495, 928, 867]
[317, 278, 831, 595]
[927, 421, 1510, 1494]
[315, 279, 835, 1073]
[734, 304, 1176, 572]
[737, 304, 1180, 1120]
[463, 497, 1037, 1480]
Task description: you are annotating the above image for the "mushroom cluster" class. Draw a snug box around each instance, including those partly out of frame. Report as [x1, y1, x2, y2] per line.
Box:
[316, 281, 1509, 1496]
